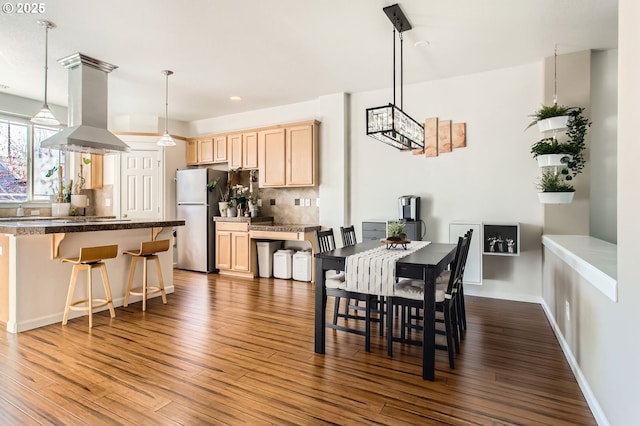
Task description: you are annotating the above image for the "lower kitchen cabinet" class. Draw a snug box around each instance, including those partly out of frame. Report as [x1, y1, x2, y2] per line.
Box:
[215, 222, 256, 278]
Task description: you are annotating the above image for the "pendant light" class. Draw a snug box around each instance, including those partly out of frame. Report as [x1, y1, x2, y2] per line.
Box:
[157, 69, 176, 147]
[366, 4, 424, 150]
[31, 20, 60, 126]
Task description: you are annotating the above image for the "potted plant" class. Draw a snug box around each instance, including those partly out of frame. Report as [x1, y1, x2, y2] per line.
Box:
[71, 157, 91, 209]
[526, 103, 574, 132]
[536, 169, 576, 204]
[386, 221, 407, 241]
[530, 107, 590, 175]
[45, 165, 72, 216]
[206, 177, 229, 216]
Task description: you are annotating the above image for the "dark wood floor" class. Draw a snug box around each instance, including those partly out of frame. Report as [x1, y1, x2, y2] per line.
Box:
[0, 270, 595, 425]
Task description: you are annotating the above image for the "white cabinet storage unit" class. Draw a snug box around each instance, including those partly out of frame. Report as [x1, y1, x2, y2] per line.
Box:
[449, 222, 482, 285]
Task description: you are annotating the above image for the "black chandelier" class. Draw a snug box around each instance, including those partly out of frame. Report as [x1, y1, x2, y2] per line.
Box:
[366, 3, 424, 151]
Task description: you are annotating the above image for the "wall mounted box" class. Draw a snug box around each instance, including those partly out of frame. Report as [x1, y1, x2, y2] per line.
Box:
[483, 223, 520, 256]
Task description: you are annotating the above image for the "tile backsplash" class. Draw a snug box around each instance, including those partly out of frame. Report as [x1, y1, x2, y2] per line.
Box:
[258, 187, 319, 224]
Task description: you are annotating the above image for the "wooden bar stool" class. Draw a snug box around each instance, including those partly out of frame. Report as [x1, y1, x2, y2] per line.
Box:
[123, 239, 170, 311]
[61, 244, 118, 329]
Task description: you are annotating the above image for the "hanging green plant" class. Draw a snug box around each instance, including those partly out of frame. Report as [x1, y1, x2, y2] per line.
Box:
[526, 104, 574, 130]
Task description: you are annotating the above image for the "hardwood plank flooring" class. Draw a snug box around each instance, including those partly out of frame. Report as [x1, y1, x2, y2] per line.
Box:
[0, 270, 595, 425]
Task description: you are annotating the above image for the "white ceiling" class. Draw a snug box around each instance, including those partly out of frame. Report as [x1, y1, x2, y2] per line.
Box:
[0, 0, 618, 123]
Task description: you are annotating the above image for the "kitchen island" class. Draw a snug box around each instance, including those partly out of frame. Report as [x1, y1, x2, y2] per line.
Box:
[0, 218, 184, 333]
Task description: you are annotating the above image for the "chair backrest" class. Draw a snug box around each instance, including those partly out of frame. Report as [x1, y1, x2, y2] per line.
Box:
[139, 239, 171, 256]
[340, 225, 357, 247]
[315, 229, 336, 254]
[78, 244, 118, 263]
[444, 234, 470, 296]
[458, 229, 473, 280]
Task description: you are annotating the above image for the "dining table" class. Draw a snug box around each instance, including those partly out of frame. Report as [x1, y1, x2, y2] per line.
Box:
[314, 239, 457, 381]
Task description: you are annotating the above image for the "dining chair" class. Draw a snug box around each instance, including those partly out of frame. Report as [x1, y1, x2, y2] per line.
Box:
[315, 228, 378, 352]
[337, 225, 385, 336]
[436, 228, 473, 338]
[386, 234, 469, 369]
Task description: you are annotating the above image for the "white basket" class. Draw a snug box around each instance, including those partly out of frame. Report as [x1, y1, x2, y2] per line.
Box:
[292, 251, 312, 282]
[273, 249, 294, 279]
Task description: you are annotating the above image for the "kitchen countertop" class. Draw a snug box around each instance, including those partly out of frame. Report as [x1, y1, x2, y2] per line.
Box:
[248, 223, 321, 233]
[0, 218, 185, 236]
[0, 215, 116, 222]
[213, 216, 274, 223]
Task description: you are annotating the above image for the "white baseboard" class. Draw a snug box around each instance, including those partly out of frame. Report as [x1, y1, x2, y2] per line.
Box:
[464, 288, 542, 304]
[540, 300, 609, 426]
[11, 286, 174, 333]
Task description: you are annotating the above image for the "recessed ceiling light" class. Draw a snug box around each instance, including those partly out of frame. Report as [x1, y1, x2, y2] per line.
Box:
[229, 96, 242, 101]
[414, 40, 430, 48]
[0, 83, 9, 90]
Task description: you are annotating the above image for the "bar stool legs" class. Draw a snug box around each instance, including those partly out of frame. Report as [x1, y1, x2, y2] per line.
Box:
[61, 245, 118, 329]
[123, 240, 170, 311]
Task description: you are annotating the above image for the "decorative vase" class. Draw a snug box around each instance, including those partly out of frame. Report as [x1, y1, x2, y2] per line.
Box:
[537, 192, 575, 204]
[51, 202, 71, 217]
[226, 206, 237, 217]
[537, 116, 569, 133]
[70, 194, 88, 208]
[218, 202, 228, 216]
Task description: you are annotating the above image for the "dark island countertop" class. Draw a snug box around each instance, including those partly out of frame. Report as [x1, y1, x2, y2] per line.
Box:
[0, 218, 185, 236]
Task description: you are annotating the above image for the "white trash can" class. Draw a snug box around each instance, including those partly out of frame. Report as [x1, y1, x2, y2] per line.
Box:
[292, 251, 312, 282]
[256, 241, 282, 278]
[273, 249, 294, 279]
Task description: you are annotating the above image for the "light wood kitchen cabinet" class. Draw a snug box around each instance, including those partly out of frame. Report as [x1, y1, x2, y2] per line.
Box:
[242, 131, 258, 169]
[89, 154, 103, 189]
[213, 135, 228, 163]
[186, 138, 198, 165]
[198, 138, 214, 164]
[228, 133, 243, 169]
[215, 222, 255, 277]
[258, 120, 318, 188]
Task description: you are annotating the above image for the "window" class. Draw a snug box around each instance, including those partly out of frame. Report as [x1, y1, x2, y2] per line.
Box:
[0, 115, 63, 203]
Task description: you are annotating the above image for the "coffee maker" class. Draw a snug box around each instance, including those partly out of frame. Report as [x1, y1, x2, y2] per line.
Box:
[398, 195, 420, 221]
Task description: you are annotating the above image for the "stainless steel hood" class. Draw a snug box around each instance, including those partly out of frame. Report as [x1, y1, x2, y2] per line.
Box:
[40, 53, 130, 154]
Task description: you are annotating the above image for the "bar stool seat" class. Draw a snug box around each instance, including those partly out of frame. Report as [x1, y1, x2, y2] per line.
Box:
[123, 239, 170, 311]
[61, 244, 118, 329]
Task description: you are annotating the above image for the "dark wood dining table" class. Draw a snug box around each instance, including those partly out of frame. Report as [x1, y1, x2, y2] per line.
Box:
[314, 239, 457, 381]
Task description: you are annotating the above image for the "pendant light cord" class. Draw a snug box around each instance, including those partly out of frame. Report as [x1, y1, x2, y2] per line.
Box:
[164, 72, 169, 134]
[43, 23, 49, 105]
[553, 44, 558, 106]
[392, 27, 396, 108]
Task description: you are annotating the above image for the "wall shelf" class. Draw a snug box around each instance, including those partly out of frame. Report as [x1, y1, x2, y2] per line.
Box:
[483, 223, 520, 256]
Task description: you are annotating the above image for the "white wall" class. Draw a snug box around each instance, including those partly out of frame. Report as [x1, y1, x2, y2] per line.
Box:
[590, 50, 618, 244]
[349, 62, 544, 302]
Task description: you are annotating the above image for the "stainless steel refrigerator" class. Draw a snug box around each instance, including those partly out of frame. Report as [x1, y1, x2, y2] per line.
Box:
[176, 168, 227, 272]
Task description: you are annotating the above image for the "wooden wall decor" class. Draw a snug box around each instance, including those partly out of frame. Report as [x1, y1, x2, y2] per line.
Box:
[424, 117, 439, 157]
[452, 123, 466, 148]
[438, 120, 452, 153]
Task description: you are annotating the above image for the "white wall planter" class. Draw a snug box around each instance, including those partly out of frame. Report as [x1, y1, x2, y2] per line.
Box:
[537, 116, 569, 133]
[536, 154, 573, 167]
[538, 192, 575, 204]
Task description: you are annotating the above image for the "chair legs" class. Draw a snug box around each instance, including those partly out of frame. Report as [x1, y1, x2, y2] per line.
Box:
[124, 254, 167, 311]
[63, 263, 116, 329]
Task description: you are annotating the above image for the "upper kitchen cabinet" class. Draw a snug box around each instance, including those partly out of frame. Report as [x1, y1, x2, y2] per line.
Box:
[242, 131, 258, 169]
[228, 133, 243, 169]
[186, 138, 198, 165]
[198, 137, 214, 164]
[258, 120, 319, 188]
[229, 132, 258, 169]
[213, 135, 227, 163]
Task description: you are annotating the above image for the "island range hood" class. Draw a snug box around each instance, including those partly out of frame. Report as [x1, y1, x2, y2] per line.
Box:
[40, 52, 130, 154]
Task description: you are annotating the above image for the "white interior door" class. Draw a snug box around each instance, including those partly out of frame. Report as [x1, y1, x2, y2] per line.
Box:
[121, 150, 160, 219]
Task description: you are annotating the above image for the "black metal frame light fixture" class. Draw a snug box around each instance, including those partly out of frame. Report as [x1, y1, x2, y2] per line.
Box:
[366, 4, 424, 151]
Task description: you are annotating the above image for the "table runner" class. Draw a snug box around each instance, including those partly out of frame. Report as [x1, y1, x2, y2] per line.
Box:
[345, 241, 430, 295]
